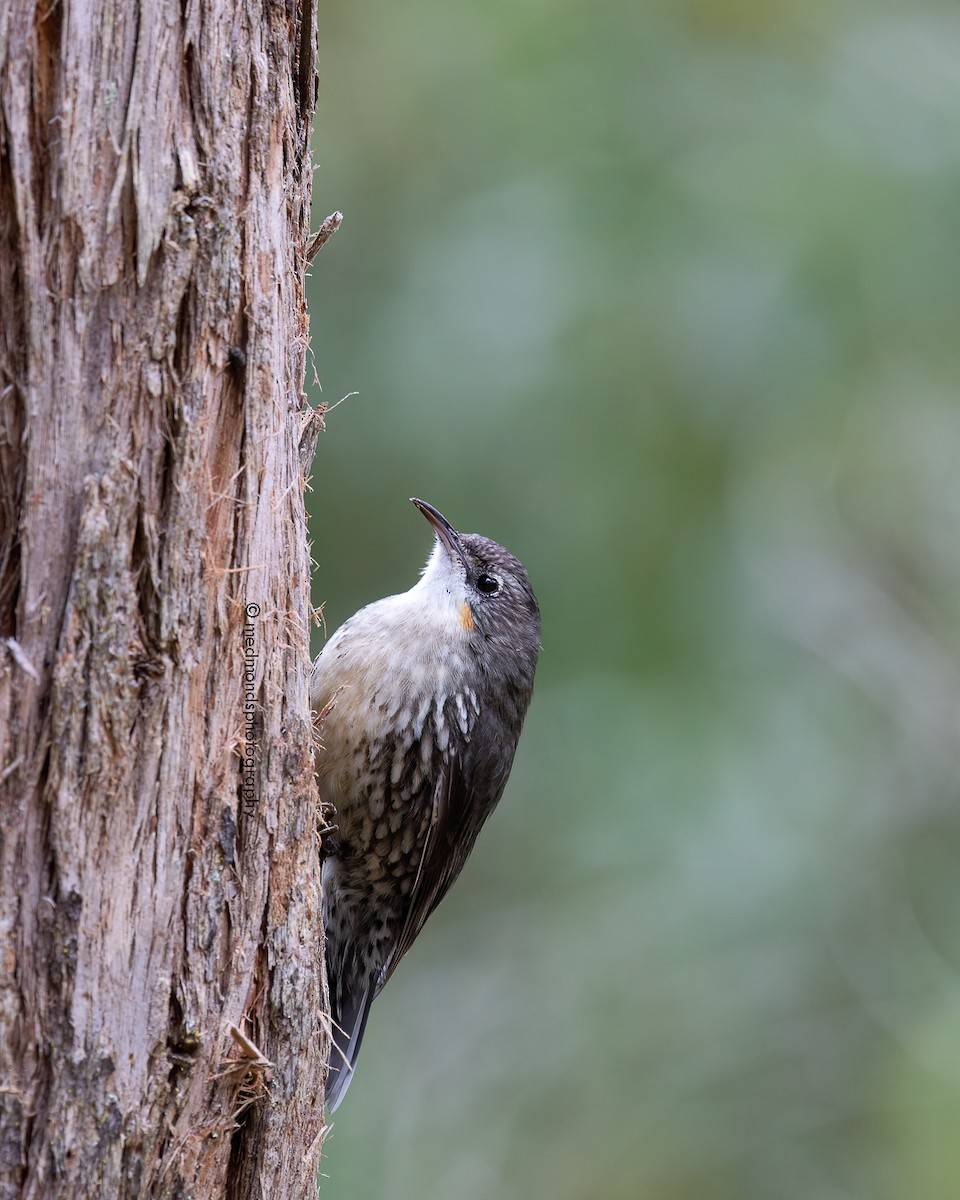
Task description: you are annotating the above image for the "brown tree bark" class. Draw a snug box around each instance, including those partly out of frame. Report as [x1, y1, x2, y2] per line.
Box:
[0, 2, 328, 1196]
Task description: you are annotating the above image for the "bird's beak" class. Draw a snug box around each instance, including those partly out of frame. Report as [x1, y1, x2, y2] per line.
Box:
[411, 498, 470, 573]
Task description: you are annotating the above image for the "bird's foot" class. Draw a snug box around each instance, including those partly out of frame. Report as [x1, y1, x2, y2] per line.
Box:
[319, 805, 341, 860]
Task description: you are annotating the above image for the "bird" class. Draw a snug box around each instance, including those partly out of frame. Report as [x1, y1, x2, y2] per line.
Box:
[311, 498, 540, 1112]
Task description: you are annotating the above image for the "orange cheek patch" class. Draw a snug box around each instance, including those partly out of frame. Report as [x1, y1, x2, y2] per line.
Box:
[459, 602, 475, 632]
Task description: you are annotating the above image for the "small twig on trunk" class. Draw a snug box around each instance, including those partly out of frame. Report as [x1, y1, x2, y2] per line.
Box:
[306, 211, 343, 263]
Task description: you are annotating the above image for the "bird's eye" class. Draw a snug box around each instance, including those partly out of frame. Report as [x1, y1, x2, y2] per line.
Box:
[476, 573, 501, 596]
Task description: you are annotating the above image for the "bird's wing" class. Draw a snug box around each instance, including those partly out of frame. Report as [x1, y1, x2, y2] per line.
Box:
[377, 708, 515, 994]
[325, 767, 470, 1110]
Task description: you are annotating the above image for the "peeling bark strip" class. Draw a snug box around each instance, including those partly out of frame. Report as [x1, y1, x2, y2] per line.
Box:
[0, 2, 328, 1197]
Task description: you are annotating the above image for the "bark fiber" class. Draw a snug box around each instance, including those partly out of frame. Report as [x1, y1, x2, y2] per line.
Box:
[0, 1, 328, 1195]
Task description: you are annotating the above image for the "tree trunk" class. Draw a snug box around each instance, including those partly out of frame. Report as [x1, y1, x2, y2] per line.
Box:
[0, 2, 328, 1196]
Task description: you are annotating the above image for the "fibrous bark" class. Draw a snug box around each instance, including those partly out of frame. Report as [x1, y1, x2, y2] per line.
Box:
[0, 1, 328, 1196]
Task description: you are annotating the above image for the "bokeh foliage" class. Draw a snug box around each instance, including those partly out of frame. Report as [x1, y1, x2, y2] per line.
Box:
[306, 1, 960, 1196]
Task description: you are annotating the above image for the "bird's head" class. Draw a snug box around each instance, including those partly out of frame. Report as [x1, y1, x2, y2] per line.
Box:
[411, 498, 541, 686]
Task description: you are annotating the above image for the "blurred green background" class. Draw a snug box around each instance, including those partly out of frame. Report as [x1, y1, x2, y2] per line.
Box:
[305, 1, 960, 1197]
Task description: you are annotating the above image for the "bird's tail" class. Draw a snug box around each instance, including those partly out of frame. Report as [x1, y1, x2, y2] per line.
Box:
[325, 978, 374, 1113]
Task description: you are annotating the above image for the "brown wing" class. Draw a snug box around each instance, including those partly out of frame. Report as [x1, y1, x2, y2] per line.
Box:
[376, 706, 518, 994]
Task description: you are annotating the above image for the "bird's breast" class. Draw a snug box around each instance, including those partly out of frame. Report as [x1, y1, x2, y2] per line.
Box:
[313, 615, 481, 834]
